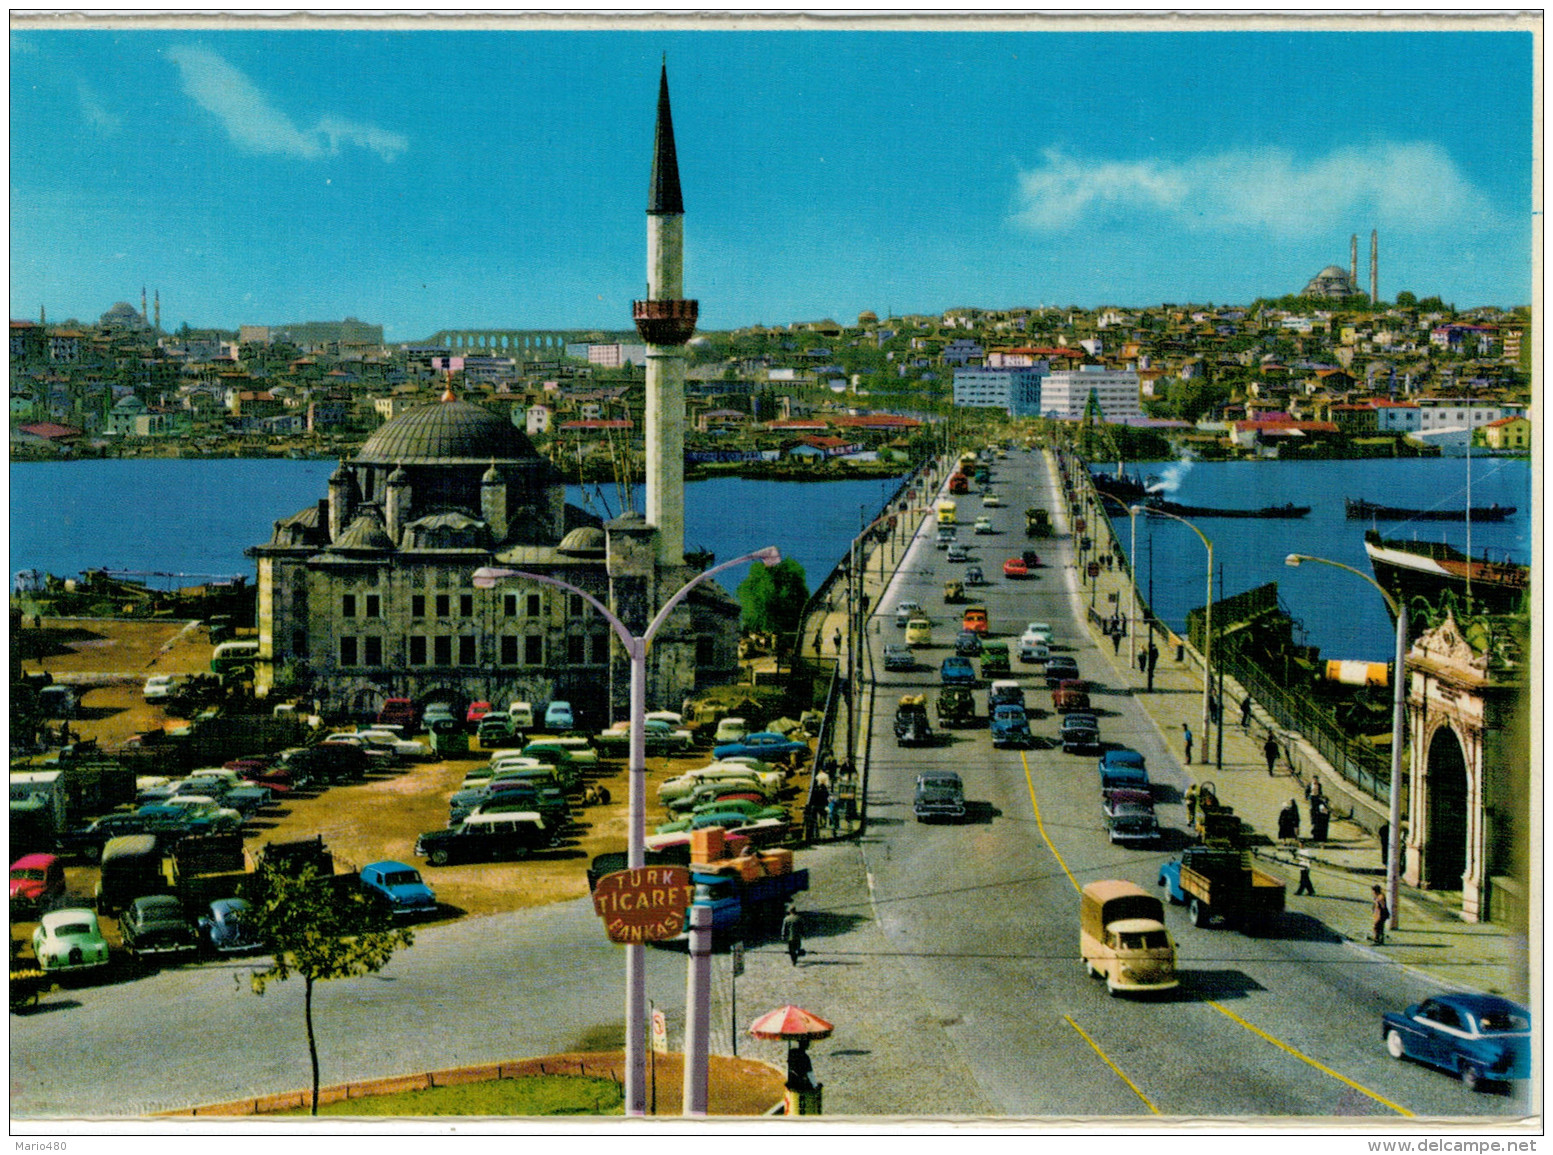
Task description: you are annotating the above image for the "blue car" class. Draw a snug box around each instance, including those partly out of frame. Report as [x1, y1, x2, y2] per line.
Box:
[940, 656, 977, 686]
[1098, 748, 1149, 791]
[544, 700, 574, 731]
[989, 704, 1033, 748]
[198, 897, 265, 955]
[359, 859, 438, 919]
[1382, 994, 1531, 1092]
[712, 732, 810, 764]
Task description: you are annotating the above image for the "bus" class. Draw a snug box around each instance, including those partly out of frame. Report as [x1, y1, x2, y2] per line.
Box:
[210, 640, 259, 676]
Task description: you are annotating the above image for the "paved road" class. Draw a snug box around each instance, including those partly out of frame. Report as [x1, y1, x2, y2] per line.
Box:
[847, 447, 1530, 1119]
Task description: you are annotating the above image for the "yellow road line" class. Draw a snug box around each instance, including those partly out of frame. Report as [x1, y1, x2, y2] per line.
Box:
[1064, 1014, 1161, 1115]
[1208, 1001, 1414, 1117]
[1022, 750, 1080, 894]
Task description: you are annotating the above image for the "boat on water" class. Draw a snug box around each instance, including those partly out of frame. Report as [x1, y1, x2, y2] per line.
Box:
[1345, 497, 1516, 523]
[1090, 470, 1151, 500]
[1141, 497, 1310, 519]
[1363, 530, 1530, 616]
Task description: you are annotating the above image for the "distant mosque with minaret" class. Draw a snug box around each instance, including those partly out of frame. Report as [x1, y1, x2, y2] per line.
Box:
[246, 65, 740, 723]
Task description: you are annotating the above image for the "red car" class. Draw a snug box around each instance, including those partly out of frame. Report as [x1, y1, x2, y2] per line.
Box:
[1003, 557, 1029, 579]
[466, 700, 494, 725]
[10, 853, 66, 916]
[1052, 679, 1092, 713]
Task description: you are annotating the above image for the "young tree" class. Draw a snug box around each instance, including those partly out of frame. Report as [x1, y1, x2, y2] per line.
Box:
[736, 558, 809, 669]
[243, 862, 415, 1114]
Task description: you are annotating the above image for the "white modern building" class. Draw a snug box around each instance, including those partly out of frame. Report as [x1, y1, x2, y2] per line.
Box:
[1373, 400, 1507, 435]
[1039, 366, 1142, 421]
[952, 367, 1044, 417]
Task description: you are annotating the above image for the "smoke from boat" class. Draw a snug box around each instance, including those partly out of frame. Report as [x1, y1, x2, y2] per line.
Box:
[1148, 455, 1194, 495]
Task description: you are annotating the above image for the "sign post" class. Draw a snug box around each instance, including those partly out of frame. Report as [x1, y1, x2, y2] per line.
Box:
[730, 941, 744, 1055]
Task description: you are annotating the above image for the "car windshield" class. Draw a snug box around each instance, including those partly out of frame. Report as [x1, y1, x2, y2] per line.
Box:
[1477, 1010, 1531, 1033]
[1118, 930, 1169, 950]
[13, 868, 46, 880]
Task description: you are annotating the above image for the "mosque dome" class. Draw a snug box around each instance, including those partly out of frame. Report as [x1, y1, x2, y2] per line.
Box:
[558, 526, 607, 557]
[357, 398, 540, 466]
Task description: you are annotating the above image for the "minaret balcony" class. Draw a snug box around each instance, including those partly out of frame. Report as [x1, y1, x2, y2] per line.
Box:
[633, 298, 698, 346]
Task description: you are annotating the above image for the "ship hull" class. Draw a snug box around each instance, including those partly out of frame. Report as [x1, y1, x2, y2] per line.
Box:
[1346, 498, 1516, 523]
[1363, 531, 1529, 616]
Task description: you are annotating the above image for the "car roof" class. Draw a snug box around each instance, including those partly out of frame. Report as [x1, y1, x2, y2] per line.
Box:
[917, 771, 962, 784]
[41, 907, 98, 928]
[11, 852, 58, 870]
[362, 859, 415, 873]
[1103, 749, 1146, 765]
[1429, 993, 1530, 1016]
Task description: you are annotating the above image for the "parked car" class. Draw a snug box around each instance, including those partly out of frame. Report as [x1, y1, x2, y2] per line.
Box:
[58, 812, 154, 863]
[1060, 712, 1101, 753]
[222, 785, 273, 819]
[913, 771, 966, 823]
[466, 700, 494, 725]
[198, 897, 265, 955]
[883, 643, 915, 672]
[973, 516, 994, 534]
[322, 732, 397, 765]
[544, 701, 574, 731]
[1002, 557, 1029, 579]
[1102, 788, 1160, 844]
[282, 742, 369, 784]
[894, 600, 922, 626]
[377, 697, 421, 732]
[142, 675, 179, 702]
[119, 894, 199, 961]
[421, 702, 459, 731]
[31, 908, 110, 973]
[713, 717, 750, 744]
[476, 714, 516, 747]
[357, 728, 436, 761]
[988, 680, 1024, 708]
[940, 656, 977, 686]
[417, 813, 559, 866]
[1044, 656, 1080, 686]
[990, 704, 1033, 748]
[10, 853, 66, 916]
[1099, 748, 1150, 791]
[954, 630, 983, 657]
[1382, 994, 1532, 1092]
[713, 732, 809, 765]
[359, 860, 438, 919]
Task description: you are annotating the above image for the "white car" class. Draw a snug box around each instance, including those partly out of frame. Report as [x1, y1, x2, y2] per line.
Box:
[981, 493, 1003, 507]
[357, 728, 436, 761]
[895, 601, 922, 626]
[713, 717, 750, 743]
[1021, 621, 1054, 646]
[1018, 638, 1051, 664]
[143, 675, 178, 702]
[322, 732, 398, 762]
[973, 516, 994, 534]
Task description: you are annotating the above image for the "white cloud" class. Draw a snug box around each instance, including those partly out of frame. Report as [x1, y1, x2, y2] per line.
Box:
[1012, 143, 1498, 237]
[167, 45, 406, 162]
[77, 82, 122, 134]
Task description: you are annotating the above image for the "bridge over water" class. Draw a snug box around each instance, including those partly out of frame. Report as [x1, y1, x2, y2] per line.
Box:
[417, 329, 636, 354]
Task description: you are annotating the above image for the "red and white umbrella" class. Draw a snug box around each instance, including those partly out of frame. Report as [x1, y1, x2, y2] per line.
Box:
[748, 1004, 834, 1041]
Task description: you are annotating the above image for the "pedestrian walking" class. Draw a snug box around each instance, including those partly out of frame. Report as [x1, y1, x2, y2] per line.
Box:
[1240, 696, 1254, 730]
[1181, 723, 1193, 764]
[1263, 733, 1280, 776]
[1146, 644, 1159, 675]
[1278, 798, 1300, 841]
[1138, 650, 1148, 673]
[831, 627, 842, 654]
[1208, 693, 1221, 725]
[1370, 885, 1389, 945]
[1378, 821, 1390, 868]
[1310, 796, 1330, 842]
[1294, 847, 1316, 896]
[812, 630, 822, 655]
[782, 904, 806, 965]
[1184, 783, 1198, 826]
[827, 793, 841, 836]
[1111, 630, 1122, 656]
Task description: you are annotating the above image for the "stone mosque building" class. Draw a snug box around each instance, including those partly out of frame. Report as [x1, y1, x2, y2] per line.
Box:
[247, 67, 741, 724]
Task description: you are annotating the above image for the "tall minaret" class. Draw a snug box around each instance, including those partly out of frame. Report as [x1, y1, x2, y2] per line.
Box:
[141, 286, 149, 329]
[633, 61, 697, 566]
[1350, 234, 1358, 286]
[154, 289, 161, 333]
[1370, 230, 1379, 303]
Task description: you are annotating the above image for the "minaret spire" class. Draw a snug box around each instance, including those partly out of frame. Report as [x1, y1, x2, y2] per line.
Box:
[648, 60, 684, 216]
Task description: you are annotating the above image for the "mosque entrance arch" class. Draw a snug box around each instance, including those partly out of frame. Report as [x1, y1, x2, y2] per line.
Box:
[1422, 725, 1468, 889]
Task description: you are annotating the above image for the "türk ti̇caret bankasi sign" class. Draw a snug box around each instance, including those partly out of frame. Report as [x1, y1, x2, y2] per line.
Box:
[593, 867, 694, 943]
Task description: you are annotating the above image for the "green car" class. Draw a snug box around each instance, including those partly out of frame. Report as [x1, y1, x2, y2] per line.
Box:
[980, 642, 1011, 677]
[31, 908, 111, 973]
[655, 801, 787, 834]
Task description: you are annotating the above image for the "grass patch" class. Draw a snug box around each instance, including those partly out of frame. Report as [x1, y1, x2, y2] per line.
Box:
[272, 1076, 623, 1117]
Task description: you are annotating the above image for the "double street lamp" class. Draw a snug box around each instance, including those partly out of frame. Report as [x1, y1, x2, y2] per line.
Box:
[1285, 552, 1405, 932]
[1132, 504, 1213, 762]
[474, 544, 782, 1117]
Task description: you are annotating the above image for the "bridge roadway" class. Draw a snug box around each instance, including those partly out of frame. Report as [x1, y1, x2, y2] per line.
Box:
[10, 449, 1530, 1124]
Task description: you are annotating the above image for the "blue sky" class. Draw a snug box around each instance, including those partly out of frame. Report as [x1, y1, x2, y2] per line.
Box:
[10, 23, 1536, 341]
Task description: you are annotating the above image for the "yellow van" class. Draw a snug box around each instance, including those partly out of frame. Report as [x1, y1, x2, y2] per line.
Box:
[1079, 879, 1177, 995]
[936, 499, 957, 525]
[905, 618, 933, 648]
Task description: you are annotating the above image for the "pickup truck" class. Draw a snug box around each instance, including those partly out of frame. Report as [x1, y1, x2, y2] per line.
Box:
[685, 864, 810, 941]
[894, 695, 934, 747]
[1157, 846, 1286, 933]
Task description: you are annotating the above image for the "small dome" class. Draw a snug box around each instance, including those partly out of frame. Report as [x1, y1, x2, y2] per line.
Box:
[1318, 265, 1348, 278]
[558, 526, 607, 556]
[357, 398, 540, 465]
[334, 514, 394, 552]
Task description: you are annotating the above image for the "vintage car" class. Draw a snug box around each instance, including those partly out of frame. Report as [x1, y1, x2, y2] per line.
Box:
[979, 642, 1011, 677]
[961, 606, 989, 634]
[913, 771, 966, 823]
[1044, 656, 1081, 687]
[954, 630, 983, 657]
[883, 643, 915, 672]
[940, 656, 977, 686]
[973, 516, 995, 534]
[1052, 679, 1091, 713]
[450, 781, 567, 828]
[947, 543, 971, 563]
[981, 493, 1003, 507]
[990, 704, 1033, 749]
[1018, 637, 1051, 664]
[142, 674, 179, 702]
[936, 686, 976, 728]
[10, 853, 66, 916]
[416, 813, 557, 866]
[595, 717, 695, 753]
[198, 897, 265, 955]
[1060, 712, 1101, 753]
[655, 799, 787, 834]
[357, 728, 436, 761]
[543, 701, 575, 731]
[119, 894, 200, 961]
[359, 860, 438, 919]
[1382, 994, 1532, 1092]
[713, 732, 809, 765]
[964, 566, 987, 586]
[1021, 621, 1053, 646]
[1099, 748, 1150, 792]
[894, 695, 934, 747]
[1002, 557, 1029, 579]
[31, 908, 111, 973]
[1102, 788, 1160, 845]
[895, 600, 923, 626]
[713, 717, 751, 744]
[657, 763, 783, 806]
[988, 680, 1024, 709]
[466, 700, 495, 725]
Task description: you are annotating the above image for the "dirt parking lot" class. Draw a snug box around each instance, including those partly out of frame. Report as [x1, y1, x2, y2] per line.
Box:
[18, 618, 812, 926]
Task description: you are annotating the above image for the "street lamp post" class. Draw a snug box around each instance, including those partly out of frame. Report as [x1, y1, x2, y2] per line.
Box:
[1095, 493, 1139, 671]
[474, 545, 782, 1116]
[1285, 552, 1405, 931]
[1132, 504, 1213, 762]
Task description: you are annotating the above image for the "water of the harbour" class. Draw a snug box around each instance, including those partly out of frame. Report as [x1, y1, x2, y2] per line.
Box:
[9, 456, 1531, 662]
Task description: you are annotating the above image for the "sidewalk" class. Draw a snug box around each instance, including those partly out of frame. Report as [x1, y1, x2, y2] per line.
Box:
[1055, 450, 1527, 1003]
